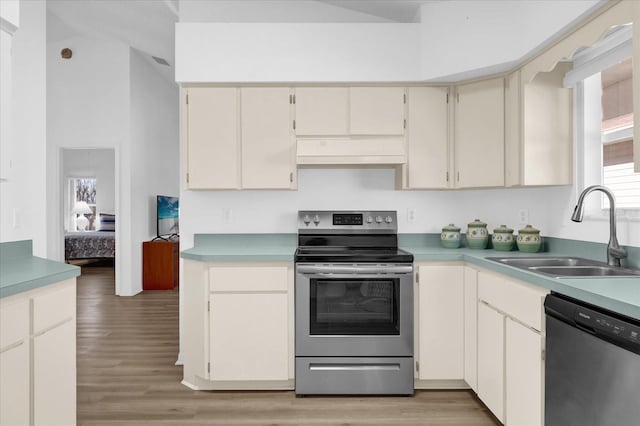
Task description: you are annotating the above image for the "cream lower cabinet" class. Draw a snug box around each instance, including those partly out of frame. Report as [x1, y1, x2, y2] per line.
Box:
[478, 302, 505, 423]
[0, 279, 76, 426]
[0, 298, 29, 426]
[415, 263, 464, 385]
[183, 260, 294, 390]
[477, 270, 548, 426]
[463, 265, 478, 392]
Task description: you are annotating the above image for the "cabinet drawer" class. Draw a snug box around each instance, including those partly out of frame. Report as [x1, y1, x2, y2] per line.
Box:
[478, 271, 548, 331]
[210, 266, 288, 292]
[0, 298, 28, 350]
[32, 280, 76, 335]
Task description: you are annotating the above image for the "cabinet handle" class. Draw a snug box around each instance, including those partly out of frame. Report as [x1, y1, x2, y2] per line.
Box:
[290, 172, 294, 183]
[457, 172, 460, 182]
[446, 172, 449, 182]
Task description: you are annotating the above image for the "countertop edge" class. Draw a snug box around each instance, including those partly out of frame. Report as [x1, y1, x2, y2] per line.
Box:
[0, 267, 81, 299]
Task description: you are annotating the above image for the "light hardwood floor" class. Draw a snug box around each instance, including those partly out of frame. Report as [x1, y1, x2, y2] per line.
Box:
[77, 265, 500, 426]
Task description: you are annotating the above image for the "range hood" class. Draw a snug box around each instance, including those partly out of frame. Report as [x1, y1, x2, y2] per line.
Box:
[296, 137, 407, 165]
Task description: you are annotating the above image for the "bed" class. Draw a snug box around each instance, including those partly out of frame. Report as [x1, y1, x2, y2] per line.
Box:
[65, 231, 115, 260]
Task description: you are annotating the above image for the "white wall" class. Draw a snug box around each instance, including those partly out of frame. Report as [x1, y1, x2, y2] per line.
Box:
[179, 0, 395, 23]
[175, 23, 421, 83]
[62, 148, 116, 230]
[418, 0, 603, 81]
[180, 168, 639, 249]
[176, 0, 603, 83]
[129, 47, 179, 294]
[0, 0, 47, 257]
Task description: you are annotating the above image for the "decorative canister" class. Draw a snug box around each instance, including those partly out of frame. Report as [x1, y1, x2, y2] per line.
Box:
[517, 224, 542, 253]
[440, 224, 461, 249]
[467, 219, 489, 249]
[492, 225, 514, 251]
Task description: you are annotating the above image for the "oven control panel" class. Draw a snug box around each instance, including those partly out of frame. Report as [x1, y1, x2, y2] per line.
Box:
[298, 211, 397, 233]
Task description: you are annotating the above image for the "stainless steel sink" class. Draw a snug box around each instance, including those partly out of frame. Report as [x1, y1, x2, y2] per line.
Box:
[487, 256, 640, 278]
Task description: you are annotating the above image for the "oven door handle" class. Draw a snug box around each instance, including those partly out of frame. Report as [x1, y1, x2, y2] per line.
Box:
[296, 265, 413, 275]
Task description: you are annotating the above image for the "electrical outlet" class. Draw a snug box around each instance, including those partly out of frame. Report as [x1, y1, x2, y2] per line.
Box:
[407, 208, 417, 222]
[518, 209, 529, 224]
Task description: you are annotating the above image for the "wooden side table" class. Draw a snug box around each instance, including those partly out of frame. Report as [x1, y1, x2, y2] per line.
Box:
[142, 240, 179, 290]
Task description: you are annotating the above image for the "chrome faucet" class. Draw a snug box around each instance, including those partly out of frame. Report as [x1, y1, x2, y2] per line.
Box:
[571, 185, 627, 267]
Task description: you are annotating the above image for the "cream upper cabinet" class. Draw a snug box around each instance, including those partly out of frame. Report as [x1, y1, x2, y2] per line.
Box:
[405, 87, 450, 189]
[350, 87, 405, 135]
[185, 87, 239, 189]
[294, 88, 349, 136]
[416, 263, 464, 381]
[241, 88, 295, 189]
[185, 87, 295, 190]
[507, 65, 573, 187]
[454, 78, 505, 188]
[294, 87, 405, 136]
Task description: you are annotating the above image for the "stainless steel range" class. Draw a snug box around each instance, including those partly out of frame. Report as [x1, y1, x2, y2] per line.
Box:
[294, 210, 414, 395]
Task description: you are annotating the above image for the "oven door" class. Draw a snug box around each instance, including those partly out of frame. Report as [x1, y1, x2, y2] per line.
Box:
[295, 263, 413, 357]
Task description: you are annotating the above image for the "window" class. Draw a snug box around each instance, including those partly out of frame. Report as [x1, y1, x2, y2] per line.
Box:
[601, 58, 638, 209]
[570, 25, 639, 212]
[69, 178, 97, 231]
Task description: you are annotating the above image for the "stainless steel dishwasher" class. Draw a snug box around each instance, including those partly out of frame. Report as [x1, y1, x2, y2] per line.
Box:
[544, 293, 640, 426]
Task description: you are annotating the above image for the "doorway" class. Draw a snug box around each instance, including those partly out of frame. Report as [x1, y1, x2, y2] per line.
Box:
[61, 148, 119, 293]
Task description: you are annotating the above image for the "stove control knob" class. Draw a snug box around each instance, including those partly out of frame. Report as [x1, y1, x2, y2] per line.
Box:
[313, 215, 321, 225]
[366, 216, 374, 224]
[303, 215, 311, 226]
[385, 216, 393, 223]
[375, 216, 383, 224]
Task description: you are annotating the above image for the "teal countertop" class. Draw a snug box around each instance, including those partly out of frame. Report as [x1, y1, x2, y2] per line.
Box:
[182, 233, 640, 320]
[1, 240, 81, 298]
[181, 233, 297, 262]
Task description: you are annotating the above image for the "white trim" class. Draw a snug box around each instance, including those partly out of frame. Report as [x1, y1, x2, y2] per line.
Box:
[564, 25, 632, 87]
[602, 126, 633, 144]
[0, 17, 18, 35]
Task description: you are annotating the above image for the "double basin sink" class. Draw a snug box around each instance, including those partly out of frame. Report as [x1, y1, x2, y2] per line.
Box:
[487, 256, 640, 279]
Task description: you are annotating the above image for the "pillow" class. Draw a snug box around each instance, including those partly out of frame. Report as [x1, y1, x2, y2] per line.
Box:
[97, 213, 115, 231]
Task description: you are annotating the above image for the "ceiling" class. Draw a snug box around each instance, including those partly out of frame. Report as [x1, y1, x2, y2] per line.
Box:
[46, 0, 607, 83]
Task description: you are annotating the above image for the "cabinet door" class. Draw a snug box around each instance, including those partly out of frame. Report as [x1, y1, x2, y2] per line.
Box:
[406, 87, 449, 188]
[417, 264, 464, 380]
[505, 71, 521, 187]
[241, 88, 295, 189]
[506, 318, 543, 426]
[454, 78, 505, 188]
[294, 87, 349, 136]
[522, 63, 573, 186]
[350, 87, 405, 135]
[210, 293, 288, 381]
[463, 266, 478, 392]
[0, 298, 29, 426]
[477, 302, 505, 423]
[186, 87, 239, 189]
[0, 344, 29, 426]
[33, 319, 76, 426]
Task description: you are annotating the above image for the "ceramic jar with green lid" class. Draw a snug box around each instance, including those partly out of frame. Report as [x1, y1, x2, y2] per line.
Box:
[492, 225, 514, 251]
[467, 219, 489, 249]
[440, 224, 461, 249]
[517, 224, 541, 253]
